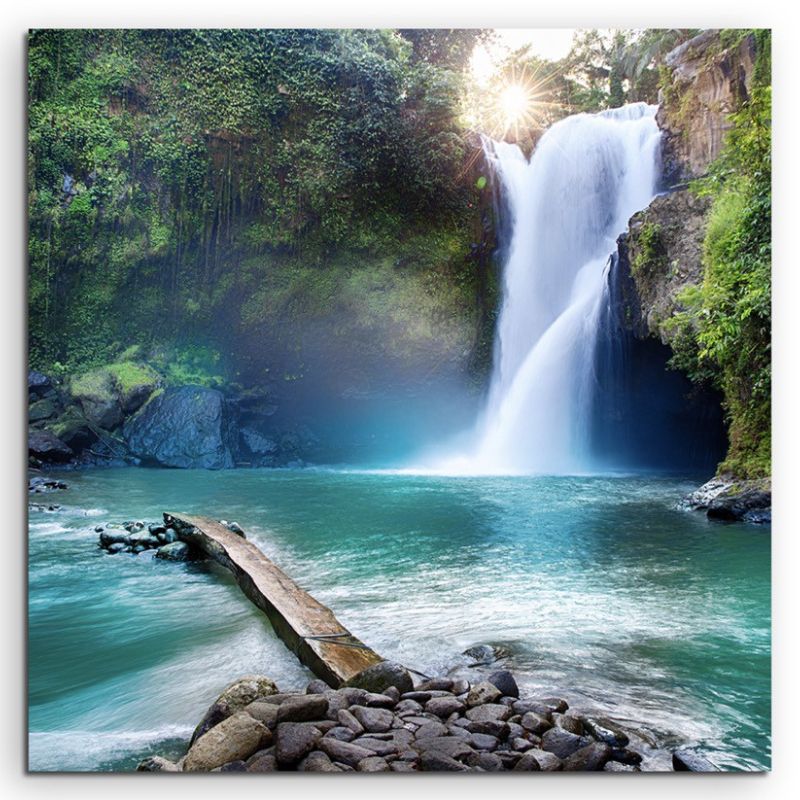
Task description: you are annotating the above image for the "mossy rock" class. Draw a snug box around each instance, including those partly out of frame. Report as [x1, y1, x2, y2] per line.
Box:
[70, 362, 161, 425]
[69, 368, 122, 429]
[48, 410, 98, 451]
[29, 398, 58, 423]
[106, 362, 160, 413]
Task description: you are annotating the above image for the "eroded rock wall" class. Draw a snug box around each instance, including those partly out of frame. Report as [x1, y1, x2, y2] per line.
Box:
[657, 30, 757, 184]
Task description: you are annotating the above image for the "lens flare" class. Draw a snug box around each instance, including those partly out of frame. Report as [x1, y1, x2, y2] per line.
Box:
[500, 84, 531, 126]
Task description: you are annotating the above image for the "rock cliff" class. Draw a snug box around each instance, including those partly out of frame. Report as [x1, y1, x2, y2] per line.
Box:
[657, 29, 758, 184]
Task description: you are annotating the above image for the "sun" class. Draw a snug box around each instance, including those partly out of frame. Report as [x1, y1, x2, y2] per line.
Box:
[499, 84, 531, 126]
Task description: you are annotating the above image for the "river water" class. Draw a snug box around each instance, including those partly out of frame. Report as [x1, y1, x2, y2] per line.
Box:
[27, 466, 770, 771]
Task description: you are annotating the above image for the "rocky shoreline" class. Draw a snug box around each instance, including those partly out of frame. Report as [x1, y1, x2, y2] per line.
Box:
[137, 669, 717, 773]
[681, 475, 771, 524]
[28, 368, 319, 471]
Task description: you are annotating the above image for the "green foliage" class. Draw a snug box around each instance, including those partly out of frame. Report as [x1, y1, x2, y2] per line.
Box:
[669, 33, 771, 478]
[28, 29, 486, 375]
[630, 222, 666, 278]
[150, 345, 225, 388]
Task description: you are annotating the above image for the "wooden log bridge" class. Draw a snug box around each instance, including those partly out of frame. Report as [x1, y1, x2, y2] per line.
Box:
[164, 512, 384, 688]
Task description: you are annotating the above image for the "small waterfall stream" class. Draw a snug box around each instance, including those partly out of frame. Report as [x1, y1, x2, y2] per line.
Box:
[436, 103, 661, 474]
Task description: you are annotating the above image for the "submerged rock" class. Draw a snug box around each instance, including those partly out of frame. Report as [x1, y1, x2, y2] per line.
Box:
[28, 475, 67, 493]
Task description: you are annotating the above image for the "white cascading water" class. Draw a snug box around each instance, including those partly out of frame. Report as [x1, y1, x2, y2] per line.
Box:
[434, 103, 661, 474]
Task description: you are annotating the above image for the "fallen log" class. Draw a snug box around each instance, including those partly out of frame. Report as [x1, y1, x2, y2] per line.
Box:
[164, 512, 384, 688]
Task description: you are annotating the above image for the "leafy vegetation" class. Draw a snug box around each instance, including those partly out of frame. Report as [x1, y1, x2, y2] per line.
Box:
[28, 29, 491, 380]
[666, 30, 771, 477]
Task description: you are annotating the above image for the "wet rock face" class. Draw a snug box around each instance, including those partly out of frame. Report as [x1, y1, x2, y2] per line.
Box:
[657, 30, 757, 183]
[621, 190, 711, 344]
[123, 386, 237, 469]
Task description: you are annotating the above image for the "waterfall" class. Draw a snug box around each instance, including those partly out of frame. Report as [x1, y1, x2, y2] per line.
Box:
[435, 103, 661, 475]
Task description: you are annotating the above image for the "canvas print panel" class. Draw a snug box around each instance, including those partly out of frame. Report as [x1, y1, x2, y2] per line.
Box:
[27, 28, 771, 773]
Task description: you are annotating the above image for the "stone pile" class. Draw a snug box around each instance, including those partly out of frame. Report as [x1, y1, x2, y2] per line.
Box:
[96, 517, 245, 560]
[138, 670, 682, 773]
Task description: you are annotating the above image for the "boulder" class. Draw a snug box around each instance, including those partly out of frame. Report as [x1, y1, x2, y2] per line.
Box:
[351, 706, 393, 733]
[246, 752, 278, 772]
[69, 368, 123, 430]
[562, 742, 612, 771]
[190, 675, 278, 744]
[488, 670, 519, 698]
[583, 717, 630, 748]
[155, 541, 193, 561]
[28, 430, 72, 462]
[29, 398, 58, 422]
[467, 681, 502, 707]
[99, 530, 130, 548]
[184, 711, 270, 771]
[465, 703, 510, 724]
[318, 738, 375, 768]
[517, 750, 563, 772]
[553, 712, 584, 735]
[337, 708, 365, 735]
[462, 644, 500, 664]
[468, 732, 499, 751]
[298, 751, 341, 772]
[707, 489, 771, 522]
[324, 726, 355, 742]
[513, 751, 543, 771]
[108, 362, 159, 414]
[275, 722, 323, 766]
[418, 678, 454, 692]
[466, 751, 504, 771]
[426, 696, 465, 718]
[419, 751, 469, 771]
[413, 736, 473, 760]
[343, 660, 413, 695]
[276, 694, 329, 723]
[541, 728, 593, 759]
[357, 756, 390, 772]
[245, 702, 279, 729]
[28, 370, 54, 398]
[123, 386, 237, 469]
[520, 711, 552, 736]
[604, 760, 639, 772]
[48, 415, 98, 452]
[354, 737, 398, 756]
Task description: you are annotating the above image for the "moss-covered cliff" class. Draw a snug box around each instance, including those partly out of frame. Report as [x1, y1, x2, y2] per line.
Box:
[28, 30, 497, 400]
[621, 29, 771, 479]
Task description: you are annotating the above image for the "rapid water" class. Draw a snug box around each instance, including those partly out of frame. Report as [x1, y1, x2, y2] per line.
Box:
[435, 103, 662, 475]
[28, 468, 770, 771]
